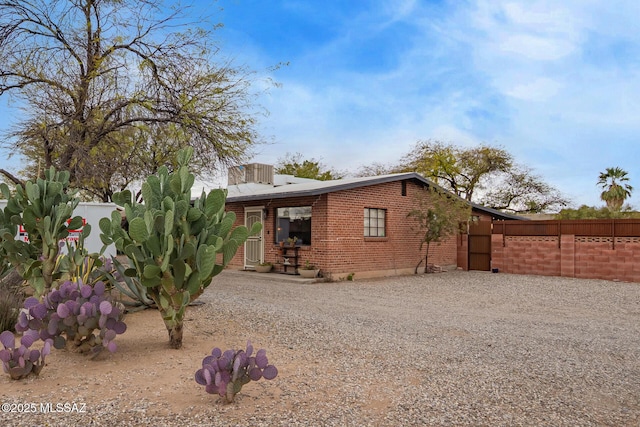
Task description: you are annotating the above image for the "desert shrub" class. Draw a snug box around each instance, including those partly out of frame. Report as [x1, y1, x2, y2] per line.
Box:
[0, 329, 52, 380]
[16, 280, 127, 356]
[195, 341, 278, 403]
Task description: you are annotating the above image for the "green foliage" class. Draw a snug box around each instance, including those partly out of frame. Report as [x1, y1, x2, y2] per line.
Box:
[556, 204, 640, 219]
[408, 186, 471, 274]
[597, 167, 633, 211]
[399, 141, 512, 201]
[300, 260, 315, 270]
[376, 140, 567, 213]
[275, 152, 344, 181]
[99, 147, 261, 349]
[102, 257, 156, 310]
[0, 0, 265, 202]
[0, 167, 84, 297]
[479, 166, 568, 213]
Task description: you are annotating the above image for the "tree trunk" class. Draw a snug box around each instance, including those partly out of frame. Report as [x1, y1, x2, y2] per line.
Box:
[167, 322, 183, 349]
[424, 243, 430, 274]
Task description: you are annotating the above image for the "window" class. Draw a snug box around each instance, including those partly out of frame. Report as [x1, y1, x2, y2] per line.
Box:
[364, 208, 386, 237]
[276, 206, 312, 245]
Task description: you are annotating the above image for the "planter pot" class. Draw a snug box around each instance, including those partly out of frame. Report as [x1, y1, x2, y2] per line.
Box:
[298, 268, 319, 278]
[254, 264, 273, 273]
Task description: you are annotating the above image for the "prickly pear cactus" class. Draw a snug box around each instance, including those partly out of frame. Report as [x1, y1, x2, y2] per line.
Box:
[99, 147, 261, 349]
[0, 167, 84, 297]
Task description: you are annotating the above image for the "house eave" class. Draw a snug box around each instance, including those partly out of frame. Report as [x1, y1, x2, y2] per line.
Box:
[225, 171, 527, 221]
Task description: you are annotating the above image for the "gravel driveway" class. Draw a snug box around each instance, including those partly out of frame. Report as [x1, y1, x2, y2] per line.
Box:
[198, 270, 640, 426]
[1, 270, 638, 426]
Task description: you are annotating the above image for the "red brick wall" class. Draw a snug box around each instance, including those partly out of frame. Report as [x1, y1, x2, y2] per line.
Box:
[225, 195, 324, 270]
[457, 233, 468, 271]
[491, 234, 640, 282]
[225, 180, 460, 279]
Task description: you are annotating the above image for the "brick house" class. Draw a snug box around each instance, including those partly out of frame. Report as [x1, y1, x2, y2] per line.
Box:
[221, 164, 519, 279]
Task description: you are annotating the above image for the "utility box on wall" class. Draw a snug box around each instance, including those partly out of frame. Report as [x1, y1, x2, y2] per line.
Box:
[0, 201, 118, 257]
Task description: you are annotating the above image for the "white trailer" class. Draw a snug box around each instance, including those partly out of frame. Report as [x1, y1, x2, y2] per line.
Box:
[0, 201, 118, 257]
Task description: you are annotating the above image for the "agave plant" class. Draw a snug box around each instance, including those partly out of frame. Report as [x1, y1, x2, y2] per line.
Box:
[102, 256, 156, 311]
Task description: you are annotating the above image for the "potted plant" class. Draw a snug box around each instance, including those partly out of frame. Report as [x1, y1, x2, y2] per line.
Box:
[298, 260, 319, 278]
[286, 236, 298, 247]
[254, 262, 273, 273]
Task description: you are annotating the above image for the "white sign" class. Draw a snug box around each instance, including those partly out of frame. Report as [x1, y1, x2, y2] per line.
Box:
[0, 201, 117, 257]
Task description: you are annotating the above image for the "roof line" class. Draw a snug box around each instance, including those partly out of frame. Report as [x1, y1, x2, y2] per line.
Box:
[226, 172, 525, 221]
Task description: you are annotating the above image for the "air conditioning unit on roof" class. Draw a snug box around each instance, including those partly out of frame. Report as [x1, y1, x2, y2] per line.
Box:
[227, 163, 274, 185]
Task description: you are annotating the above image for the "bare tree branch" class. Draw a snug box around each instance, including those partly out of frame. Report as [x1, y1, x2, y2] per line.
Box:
[0, 0, 271, 200]
[0, 168, 24, 186]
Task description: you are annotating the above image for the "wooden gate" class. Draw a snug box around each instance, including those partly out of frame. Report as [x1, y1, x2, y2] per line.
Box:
[468, 221, 492, 271]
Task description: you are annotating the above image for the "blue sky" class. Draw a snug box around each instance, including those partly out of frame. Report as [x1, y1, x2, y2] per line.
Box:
[212, 0, 640, 208]
[1, 0, 638, 208]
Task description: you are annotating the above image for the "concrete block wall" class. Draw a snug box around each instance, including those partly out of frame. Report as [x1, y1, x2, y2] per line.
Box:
[503, 236, 561, 276]
[574, 237, 640, 281]
[491, 234, 640, 282]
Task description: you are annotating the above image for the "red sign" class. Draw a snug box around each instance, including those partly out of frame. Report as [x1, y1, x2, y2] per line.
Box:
[18, 218, 87, 243]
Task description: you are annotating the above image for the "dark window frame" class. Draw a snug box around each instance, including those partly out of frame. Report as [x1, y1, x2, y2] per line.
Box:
[364, 208, 386, 237]
[275, 206, 312, 246]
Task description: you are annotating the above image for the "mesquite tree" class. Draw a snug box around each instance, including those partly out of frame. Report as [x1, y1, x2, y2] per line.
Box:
[0, 0, 265, 200]
[99, 147, 260, 348]
[408, 186, 470, 274]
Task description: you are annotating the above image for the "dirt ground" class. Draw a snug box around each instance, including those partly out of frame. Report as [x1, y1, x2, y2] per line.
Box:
[1, 270, 639, 426]
[0, 303, 291, 419]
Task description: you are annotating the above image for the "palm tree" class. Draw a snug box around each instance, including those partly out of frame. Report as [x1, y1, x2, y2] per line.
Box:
[597, 167, 633, 211]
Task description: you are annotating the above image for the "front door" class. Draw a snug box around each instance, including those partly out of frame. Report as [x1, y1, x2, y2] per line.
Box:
[244, 207, 264, 269]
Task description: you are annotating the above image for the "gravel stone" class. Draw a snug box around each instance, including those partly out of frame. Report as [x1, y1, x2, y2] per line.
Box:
[1, 270, 639, 426]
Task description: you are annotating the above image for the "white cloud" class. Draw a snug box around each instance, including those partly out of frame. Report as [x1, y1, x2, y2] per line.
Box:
[505, 77, 562, 101]
[241, 0, 640, 206]
[498, 34, 576, 61]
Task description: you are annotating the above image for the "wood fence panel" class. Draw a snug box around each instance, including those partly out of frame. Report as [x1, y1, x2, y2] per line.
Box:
[493, 219, 640, 237]
[468, 221, 492, 271]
